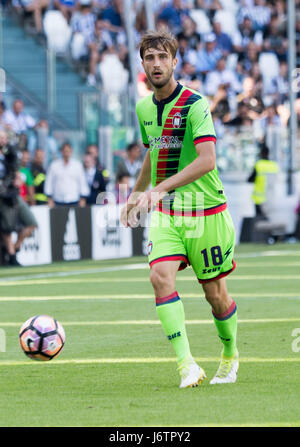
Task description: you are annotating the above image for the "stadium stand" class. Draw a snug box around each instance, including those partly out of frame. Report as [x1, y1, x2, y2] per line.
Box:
[0, 0, 299, 238]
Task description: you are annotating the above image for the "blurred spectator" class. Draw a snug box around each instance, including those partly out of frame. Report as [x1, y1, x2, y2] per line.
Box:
[224, 101, 253, 128]
[45, 142, 89, 207]
[158, 0, 190, 34]
[115, 172, 130, 204]
[86, 18, 115, 86]
[28, 119, 58, 167]
[85, 143, 110, 183]
[258, 103, 281, 133]
[53, 0, 76, 23]
[248, 142, 280, 217]
[210, 85, 231, 123]
[262, 13, 288, 61]
[194, 0, 222, 20]
[175, 35, 197, 75]
[115, 141, 142, 190]
[212, 19, 233, 55]
[238, 0, 271, 32]
[101, 0, 124, 41]
[178, 61, 202, 91]
[19, 149, 35, 206]
[176, 15, 201, 51]
[0, 101, 10, 132]
[3, 99, 36, 135]
[233, 16, 263, 54]
[196, 32, 222, 76]
[204, 56, 242, 98]
[31, 148, 47, 205]
[12, 0, 49, 34]
[83, 152, 107, 204]
[237, 76, 264, 119]
[270, 60, 289, 104]
[70, 0, 96, 60]
[238, 41, 259, 74]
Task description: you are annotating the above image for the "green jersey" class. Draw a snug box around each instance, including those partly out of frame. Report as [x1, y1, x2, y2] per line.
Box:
[136, 83, 226, 213]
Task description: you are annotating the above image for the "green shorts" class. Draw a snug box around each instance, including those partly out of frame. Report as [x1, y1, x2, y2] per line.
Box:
[147, 205, 236, 283]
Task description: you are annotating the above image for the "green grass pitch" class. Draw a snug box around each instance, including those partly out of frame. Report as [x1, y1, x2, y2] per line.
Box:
[0, 243, 299, 427]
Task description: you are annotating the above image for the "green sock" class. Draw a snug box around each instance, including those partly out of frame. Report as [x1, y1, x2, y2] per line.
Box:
[212, 301, 237, 358]
[156, 291, 191, 363]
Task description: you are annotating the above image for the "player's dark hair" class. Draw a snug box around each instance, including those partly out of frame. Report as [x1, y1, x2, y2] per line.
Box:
[139, 30, 178, 60]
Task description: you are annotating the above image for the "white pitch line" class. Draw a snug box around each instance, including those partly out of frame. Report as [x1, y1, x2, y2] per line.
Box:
[0, 248, 299, 283]
[1, 317, 300, 327]
[0, 293, 299, 302]
[0, 357, 299, 366]
[0, 274, 300, 286]
[0, 263, 148, 283]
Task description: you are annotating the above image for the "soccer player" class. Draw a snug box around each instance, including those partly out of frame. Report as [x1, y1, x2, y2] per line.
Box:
[121, 30, 238, 388]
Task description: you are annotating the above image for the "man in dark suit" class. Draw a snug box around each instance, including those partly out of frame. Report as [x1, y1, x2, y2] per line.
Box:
[83, 153, 106, 204]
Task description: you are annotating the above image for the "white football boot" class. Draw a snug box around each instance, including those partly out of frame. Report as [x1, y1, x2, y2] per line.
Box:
[178, 357, 206, 389]
[210, 350, 239, 385]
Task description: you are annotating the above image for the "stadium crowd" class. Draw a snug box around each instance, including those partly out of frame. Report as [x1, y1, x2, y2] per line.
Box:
[0, 0, 299, 210]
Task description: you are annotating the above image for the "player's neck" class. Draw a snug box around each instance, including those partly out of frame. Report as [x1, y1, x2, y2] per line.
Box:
[153, 78, 179, 102]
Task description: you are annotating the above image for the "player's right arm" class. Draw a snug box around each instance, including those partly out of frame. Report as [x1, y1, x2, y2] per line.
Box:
[120, 149, 151, 227]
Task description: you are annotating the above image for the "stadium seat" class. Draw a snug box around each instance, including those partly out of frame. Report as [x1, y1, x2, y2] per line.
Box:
[258, 52, 280, 95]
[70, 32, 87, 60]
[98, 54, 129, 94]
[43, 11, 72, 54]
[259, 52, 280, 79]
[213, 10, 238, 38]
[189, 9, 212, 34]
[219, 0, 239, 14]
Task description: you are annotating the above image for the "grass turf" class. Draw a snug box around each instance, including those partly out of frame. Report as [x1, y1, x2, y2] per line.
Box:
[0, 243, 299, 427]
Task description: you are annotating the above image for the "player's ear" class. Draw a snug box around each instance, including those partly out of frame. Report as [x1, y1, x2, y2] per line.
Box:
[173, 57, 178, 70]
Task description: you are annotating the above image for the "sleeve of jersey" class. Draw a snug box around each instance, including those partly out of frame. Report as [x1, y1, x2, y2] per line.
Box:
[189, 97, 217, 147]
[136, 102, 150, 149]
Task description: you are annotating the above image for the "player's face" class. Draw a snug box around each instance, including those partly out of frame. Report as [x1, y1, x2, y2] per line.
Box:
[142, 46, 177, 89]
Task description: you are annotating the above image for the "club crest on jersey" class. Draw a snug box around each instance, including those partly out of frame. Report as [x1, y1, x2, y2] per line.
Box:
[172, 112, 182, 128]
[147, 241, 153, 255]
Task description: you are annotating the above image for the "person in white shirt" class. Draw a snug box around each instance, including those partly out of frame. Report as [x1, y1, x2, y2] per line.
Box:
[205, 56, 242, 98]
[45, 142, 89, 207]
[3, 99, 36, 135]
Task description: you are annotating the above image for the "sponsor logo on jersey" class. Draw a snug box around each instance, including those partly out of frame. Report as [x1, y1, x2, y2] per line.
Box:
[172, 112, 182, 128]
[144, 120, 153, 126]
[147, 135, 183, 151]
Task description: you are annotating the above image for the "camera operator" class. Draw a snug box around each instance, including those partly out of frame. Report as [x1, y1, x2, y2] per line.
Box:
[0, 131, 37, 266]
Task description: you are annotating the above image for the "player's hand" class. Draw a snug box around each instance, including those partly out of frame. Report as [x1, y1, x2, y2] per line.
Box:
[120, 201, 135, 227]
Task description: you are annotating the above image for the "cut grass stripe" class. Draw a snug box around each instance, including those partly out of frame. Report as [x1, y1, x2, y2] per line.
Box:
[2, 274, 300, 286]
[0, 293, 299, 301]
[1, 318, 300, 327]
[0, 357, 299, 366]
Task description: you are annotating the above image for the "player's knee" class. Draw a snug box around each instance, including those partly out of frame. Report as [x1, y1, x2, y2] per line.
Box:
[149, 267, 173, 291]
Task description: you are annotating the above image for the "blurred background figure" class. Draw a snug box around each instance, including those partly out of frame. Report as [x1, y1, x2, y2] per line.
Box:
[45, 142, 89, 208]
[248, 143, 280, 217]
[83, 152, 107, 204]
[116, 141, 142, 191]
[31, 148, 48, 205]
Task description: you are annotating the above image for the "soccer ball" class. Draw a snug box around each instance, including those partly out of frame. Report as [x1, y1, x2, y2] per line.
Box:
[19, 315, 65, 361]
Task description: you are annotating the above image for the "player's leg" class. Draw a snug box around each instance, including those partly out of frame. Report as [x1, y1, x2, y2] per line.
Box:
[148, 210, 205, 388]
[186, 209, 238, 383]
[150, 260, 206, 388]
[202, 278, 238, 381]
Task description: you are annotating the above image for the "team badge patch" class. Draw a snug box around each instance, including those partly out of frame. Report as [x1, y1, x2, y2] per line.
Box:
[147, 241, 153, 255]
[172, 112, 182, 128]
